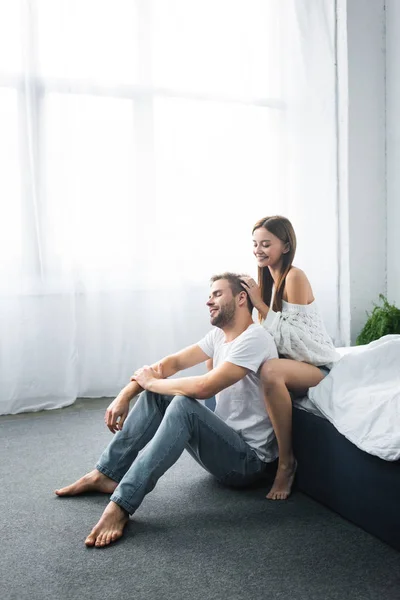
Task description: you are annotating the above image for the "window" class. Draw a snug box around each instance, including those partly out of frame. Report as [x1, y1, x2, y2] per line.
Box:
[0, 0, 284, 290]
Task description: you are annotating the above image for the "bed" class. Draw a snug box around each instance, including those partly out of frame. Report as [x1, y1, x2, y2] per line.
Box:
[206, 335, 400, 551]
[292, 336, 400, 552]
[292, 402, 400, 552]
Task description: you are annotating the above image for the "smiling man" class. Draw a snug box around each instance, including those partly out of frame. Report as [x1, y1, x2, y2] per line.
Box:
[55, 273, 278, 548]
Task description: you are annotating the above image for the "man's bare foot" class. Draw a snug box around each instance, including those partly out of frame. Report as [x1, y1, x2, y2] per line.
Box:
[266, 459, 298, 500]
[85, 501, 129, 548]
[55, 469, 118, 496]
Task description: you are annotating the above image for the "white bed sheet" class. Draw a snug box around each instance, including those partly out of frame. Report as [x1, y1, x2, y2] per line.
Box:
[293, 345, 354, 418]
[298, 335, 400, 461]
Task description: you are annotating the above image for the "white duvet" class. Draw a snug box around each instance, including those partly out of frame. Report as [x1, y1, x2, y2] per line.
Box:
[306, 334, 400, 461]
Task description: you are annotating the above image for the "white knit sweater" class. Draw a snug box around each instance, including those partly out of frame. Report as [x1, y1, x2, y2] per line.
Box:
[262, 297, 340, 368]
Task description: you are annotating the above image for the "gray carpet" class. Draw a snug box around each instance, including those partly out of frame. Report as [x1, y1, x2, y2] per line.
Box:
[1, 397, 400, 600]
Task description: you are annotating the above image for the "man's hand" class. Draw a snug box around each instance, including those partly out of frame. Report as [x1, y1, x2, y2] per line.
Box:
[104, 395, 130, 434]
[131, 363, 163, 390]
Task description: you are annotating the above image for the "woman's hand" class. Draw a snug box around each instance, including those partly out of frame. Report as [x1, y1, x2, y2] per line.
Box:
[240, 276, 263, 309]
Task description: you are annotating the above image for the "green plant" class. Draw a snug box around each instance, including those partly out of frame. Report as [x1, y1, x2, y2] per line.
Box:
[356, 294, 400, 345]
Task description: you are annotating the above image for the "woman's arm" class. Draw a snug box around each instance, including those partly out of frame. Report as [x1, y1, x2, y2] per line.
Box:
[256, 301, 270, 320]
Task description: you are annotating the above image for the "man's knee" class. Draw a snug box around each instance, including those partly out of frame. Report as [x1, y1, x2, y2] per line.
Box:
[132, 390, 172, 417]
[165, 395, 197, 419]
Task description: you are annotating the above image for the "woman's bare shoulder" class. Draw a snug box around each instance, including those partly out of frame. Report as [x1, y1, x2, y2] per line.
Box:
[284, 267, 314, 304]
[286, 266, 308, 282]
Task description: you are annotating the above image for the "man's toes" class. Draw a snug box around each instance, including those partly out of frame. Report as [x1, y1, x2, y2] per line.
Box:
[99, 533, 110, 547]
[85, 531, 96, 546]
[55, 482, 80, 496]
[85, 537, 95, 547]
[111, 530, 121, 542]
[95, 533, 105, 547]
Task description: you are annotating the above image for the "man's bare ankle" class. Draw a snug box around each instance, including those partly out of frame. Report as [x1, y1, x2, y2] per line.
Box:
[95, 469, 112, 480]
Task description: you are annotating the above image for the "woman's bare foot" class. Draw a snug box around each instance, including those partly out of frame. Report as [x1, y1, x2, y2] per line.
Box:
[266, 459, 298, 500]
[85, 501, 129, 548]
[55, 469, 118, 496]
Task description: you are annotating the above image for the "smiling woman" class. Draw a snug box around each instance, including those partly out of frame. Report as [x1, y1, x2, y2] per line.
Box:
[239, 216, 340, 500]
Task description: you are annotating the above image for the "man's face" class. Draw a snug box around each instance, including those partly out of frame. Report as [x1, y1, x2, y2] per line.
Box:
[206, 279, 236, 328]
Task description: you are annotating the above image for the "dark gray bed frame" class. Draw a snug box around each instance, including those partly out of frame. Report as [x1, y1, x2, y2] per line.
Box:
[292, 407, 400, 552]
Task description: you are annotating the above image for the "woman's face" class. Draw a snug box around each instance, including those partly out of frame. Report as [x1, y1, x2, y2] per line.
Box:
[252, 227, 288, 269]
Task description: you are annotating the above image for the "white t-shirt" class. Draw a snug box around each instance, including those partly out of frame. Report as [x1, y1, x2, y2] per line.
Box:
[197, 323, 278, 462]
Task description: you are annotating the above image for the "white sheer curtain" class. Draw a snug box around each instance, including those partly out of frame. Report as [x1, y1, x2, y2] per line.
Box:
[0, 0, 338, 415]
[284, 0, 339, 341]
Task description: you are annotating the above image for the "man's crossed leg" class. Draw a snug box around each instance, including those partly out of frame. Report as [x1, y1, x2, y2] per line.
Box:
[55, 390, 268, 547]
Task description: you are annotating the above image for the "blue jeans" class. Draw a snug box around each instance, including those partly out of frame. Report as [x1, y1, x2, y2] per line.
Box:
[96, 391, 269, 515]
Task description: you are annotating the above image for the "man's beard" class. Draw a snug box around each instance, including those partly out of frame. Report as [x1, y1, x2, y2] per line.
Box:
[211, 299, 236, 328]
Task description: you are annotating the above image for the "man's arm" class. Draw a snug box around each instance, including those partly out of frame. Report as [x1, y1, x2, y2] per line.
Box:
[133, 361, 249, 400]
[105, 344, 210, 433]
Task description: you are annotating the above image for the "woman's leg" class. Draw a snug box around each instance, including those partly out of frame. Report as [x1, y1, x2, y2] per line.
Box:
[260, 358, 324, 500]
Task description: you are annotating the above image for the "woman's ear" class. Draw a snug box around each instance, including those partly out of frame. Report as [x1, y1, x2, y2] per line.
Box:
[283, 243, 290, 254]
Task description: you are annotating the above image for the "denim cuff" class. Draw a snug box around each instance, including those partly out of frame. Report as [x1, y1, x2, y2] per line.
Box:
[110, 493, 136, 516]
[96, 462, 123, 484]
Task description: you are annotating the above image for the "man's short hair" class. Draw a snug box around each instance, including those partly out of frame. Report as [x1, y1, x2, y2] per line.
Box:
[210, 272, 254, 314]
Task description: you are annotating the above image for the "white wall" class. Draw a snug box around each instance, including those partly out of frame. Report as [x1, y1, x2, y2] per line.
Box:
[338, 0, 387, 344]
[386, 1, 400, 306]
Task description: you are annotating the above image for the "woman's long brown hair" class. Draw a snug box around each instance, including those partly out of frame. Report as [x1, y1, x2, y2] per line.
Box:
[252, 216, 297, 315]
